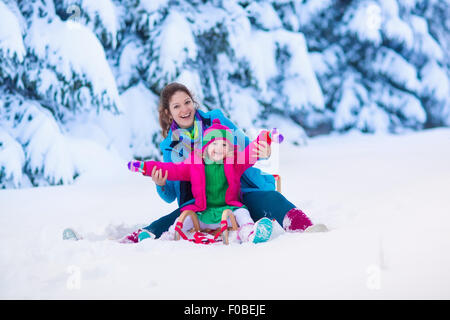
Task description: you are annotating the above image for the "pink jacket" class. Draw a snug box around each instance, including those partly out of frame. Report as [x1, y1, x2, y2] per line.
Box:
[143, 131, 272, 213]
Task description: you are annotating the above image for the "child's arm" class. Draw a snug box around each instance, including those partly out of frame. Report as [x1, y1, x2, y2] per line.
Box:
[233, 130, 279, 173]
[128, 160, 178, 203]
[128, 160, 191, 181]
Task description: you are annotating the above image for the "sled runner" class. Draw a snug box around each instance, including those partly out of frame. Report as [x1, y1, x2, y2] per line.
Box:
[174, 209, 239, 245]
[273, 174, 281, 193]
[174, 173, 281, 245]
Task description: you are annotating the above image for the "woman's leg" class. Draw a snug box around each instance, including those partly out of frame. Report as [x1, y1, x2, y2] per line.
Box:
[242, 191, 294, 225]
[242, 191, 313, 232]
[143, 207, 181, 238]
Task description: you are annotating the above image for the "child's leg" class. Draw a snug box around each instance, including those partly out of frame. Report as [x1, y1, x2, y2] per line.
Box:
[232, 207, 254, 226]
[232, 208, 255, 242]
[233, 207, 273, 243]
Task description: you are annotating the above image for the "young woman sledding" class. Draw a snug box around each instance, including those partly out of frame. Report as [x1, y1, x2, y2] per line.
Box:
[120, 82, 327, 243]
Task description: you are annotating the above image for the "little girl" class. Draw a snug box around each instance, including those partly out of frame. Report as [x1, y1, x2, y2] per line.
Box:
[128, 119, 276, 244]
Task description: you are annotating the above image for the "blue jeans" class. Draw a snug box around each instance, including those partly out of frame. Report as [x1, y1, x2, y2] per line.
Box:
[143, 191, 296, 238]
[242, 190, 296, 226]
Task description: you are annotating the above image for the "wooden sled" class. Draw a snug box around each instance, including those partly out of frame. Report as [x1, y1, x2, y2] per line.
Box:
[174, 174, 281, 245]
[174, 209, 239, 245]
[273, 174, 281, 193]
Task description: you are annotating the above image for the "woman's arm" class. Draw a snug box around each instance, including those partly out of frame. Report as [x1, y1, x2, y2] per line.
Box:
[149, 166, 176, 203]
[156, 181, 177, 203]
[154, 144, 181, 204]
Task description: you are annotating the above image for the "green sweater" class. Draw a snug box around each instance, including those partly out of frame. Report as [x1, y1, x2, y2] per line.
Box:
[198, 161, 241, 224]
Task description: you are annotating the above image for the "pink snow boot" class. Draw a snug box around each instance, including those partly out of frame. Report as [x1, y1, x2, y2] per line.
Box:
[282, 208, 313, 232]
[118, 229, 142, 243]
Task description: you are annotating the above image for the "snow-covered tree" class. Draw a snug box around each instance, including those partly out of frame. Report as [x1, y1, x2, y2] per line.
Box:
[1, 0, 124, 187]
[293, 0, 450, 133]
[1, 0, 449, 188]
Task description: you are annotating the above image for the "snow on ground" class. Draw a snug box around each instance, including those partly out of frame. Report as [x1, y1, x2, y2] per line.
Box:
[1, 128, 450, 299]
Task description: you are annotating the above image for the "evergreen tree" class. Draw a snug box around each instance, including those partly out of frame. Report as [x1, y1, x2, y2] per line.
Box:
[0, 0, 449, 188]
[291, 0, 450, 133]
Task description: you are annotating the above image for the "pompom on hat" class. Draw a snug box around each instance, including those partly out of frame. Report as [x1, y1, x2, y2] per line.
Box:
[202, 119, 234, 151]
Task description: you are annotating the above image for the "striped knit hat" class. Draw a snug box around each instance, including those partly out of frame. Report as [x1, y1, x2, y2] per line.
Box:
[202, 119, 234, 151]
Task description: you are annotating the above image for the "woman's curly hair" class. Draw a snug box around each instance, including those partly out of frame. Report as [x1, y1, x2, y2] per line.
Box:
[158, 82, 199, 138]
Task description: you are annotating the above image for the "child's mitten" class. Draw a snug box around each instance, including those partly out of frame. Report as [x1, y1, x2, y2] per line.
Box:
[127, 160, 145, 174]
[270, 128, 284, 144]
[257, 128, 284, 145]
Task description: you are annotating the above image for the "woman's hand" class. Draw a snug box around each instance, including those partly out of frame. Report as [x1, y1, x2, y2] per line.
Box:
[151, 166, 168, 187]
[253, 140, 271, 159]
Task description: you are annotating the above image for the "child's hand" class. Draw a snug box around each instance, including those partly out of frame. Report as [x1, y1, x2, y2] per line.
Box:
[252, 140, 271, 159]
[127, 160, 145, 174]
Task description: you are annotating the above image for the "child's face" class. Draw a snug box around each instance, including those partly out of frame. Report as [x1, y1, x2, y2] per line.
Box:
[206, 140, 232, 162]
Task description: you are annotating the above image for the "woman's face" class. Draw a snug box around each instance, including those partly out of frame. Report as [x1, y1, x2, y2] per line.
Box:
[206, 140, 232, 162]
[168, 90, 196, 129]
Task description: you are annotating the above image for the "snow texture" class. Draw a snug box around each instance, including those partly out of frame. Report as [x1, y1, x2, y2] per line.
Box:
[1, 128, 449, 298]
[0, 0, 25, 61]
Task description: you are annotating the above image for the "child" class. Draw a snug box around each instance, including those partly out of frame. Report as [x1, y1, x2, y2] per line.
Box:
[128, 119, 276, 244]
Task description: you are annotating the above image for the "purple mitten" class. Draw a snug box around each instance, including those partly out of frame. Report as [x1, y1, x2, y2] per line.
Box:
[127, 160, 145, 173]
[271, 128, 284, 144]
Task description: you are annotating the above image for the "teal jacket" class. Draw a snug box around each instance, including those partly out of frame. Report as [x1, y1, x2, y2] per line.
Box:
[156, 109, 275, 206]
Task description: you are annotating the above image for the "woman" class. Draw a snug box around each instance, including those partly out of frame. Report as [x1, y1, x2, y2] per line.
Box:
[123, 82, 324, 243]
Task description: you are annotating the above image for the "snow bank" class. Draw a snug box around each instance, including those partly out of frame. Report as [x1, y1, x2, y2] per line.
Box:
[0, 127, 25, 188]
[1, 129, 449, 299]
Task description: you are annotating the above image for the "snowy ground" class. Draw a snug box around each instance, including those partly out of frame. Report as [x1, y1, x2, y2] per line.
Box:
[1, 128, 450, 299]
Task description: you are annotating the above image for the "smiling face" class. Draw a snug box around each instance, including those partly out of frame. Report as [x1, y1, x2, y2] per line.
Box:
[205, 139, 232, 162]
[168, 90, 196, 129]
